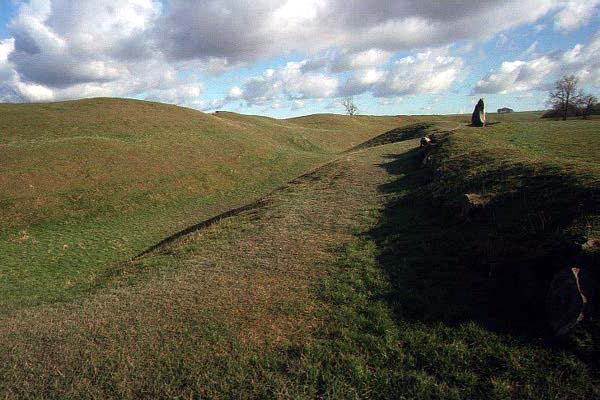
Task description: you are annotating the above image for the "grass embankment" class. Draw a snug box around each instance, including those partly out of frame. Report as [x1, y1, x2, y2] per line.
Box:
[427, 118, 600, 328]
[1, 118, 598, 398]
[0, 98, 401, 311]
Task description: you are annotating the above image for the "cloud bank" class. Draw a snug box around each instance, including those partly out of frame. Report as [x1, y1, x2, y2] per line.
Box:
[474, 30, 600, 94]
[0, 0, 598, 110]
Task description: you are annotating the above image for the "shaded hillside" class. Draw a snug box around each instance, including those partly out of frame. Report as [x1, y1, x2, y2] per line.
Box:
[0, 98, 401, 311]
[417, 118, 600, 340]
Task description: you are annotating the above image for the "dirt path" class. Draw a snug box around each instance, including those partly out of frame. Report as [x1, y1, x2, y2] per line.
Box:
[0, 137, 421, 398]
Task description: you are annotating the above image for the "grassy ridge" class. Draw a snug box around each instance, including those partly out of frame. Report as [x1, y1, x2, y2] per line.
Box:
[428, 117, 600, 272]
[0, 98, 402, 311]
[423, 118, 600, 349]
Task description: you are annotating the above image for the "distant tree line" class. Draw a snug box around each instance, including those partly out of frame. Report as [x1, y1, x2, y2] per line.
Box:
[544, 75, 598, 120]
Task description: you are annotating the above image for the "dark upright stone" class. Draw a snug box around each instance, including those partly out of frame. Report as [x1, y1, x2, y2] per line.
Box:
[471, 98, 486, 127]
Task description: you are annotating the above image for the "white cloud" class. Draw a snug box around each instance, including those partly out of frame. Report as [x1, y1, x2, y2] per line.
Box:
[144, 82, 203, 106]
[347, 49, 392, 69]
[1, 0, 175, 103]
[156, 0, 565, 63]
[227, 86, 243, 100]
[224, 47, 464, 107]
[14, 80, 54, 102]
[0, 38, 15, 83]
[473, 30, 600, 94]
[356, 69, 386, 86]
[373, 50, 464, 97]
[9, 0, 161, 87]
[291, 99, 305, 110]
[197, 98, 226, 111]
[229, 60, 339, 105]
[270, 0, 327, 30]
[339, 68, 386, 96]
[326, 48, 393, 72]
[284, 63, 339, 99]
[554, 0, 600, 32]
[0, 38, 14, 61]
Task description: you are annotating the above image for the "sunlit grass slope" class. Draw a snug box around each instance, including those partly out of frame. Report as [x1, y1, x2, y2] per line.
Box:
[433, 116, 600, 238]
[0, 98, 402, 311]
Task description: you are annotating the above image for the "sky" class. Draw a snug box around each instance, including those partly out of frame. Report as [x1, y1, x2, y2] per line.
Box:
[0, 0, 598, 118]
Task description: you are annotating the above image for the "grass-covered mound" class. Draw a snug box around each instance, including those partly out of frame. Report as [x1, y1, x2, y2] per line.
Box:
[0, 98, 402, 311]
[425, 118, 600, 317]
[1, 121, 598, 399]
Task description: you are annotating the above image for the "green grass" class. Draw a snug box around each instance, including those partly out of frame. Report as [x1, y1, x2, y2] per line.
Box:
[0, 98, 402, 311]
[1, 119, 598, 398]
[429, 116, 600, 251]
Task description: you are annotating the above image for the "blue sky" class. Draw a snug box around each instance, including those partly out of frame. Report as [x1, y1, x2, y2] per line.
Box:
[0, 0, 598, 117]
[0, 1, 13, 38]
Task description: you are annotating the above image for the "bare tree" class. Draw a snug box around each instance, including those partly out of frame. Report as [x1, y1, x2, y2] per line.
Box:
[547, 75, 583, 121]
[341, 97, 358, 116]
[579, 93, 598, 120]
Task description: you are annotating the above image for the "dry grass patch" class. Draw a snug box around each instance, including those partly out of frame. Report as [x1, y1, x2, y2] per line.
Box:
[0, 137, 419, 398]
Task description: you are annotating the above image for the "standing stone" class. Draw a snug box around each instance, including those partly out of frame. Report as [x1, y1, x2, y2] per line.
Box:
[546, 267, 592, 336]
[471, 98, 486, 127]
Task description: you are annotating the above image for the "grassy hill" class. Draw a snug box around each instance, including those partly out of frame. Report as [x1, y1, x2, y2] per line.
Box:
[1, 114, 599, 398]
[0, 98, 402, 311]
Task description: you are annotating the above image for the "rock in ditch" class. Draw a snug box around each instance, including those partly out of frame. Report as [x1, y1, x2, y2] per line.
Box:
[582, 238, 599, 254]
[546, 267, 594, 336]
[461, 192, 490, 219]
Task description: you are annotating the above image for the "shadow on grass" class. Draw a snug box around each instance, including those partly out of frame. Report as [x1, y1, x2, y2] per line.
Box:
[368, 150, 487, 328]
[347, 123, 433, 152]
[367, 145, 600, 346]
